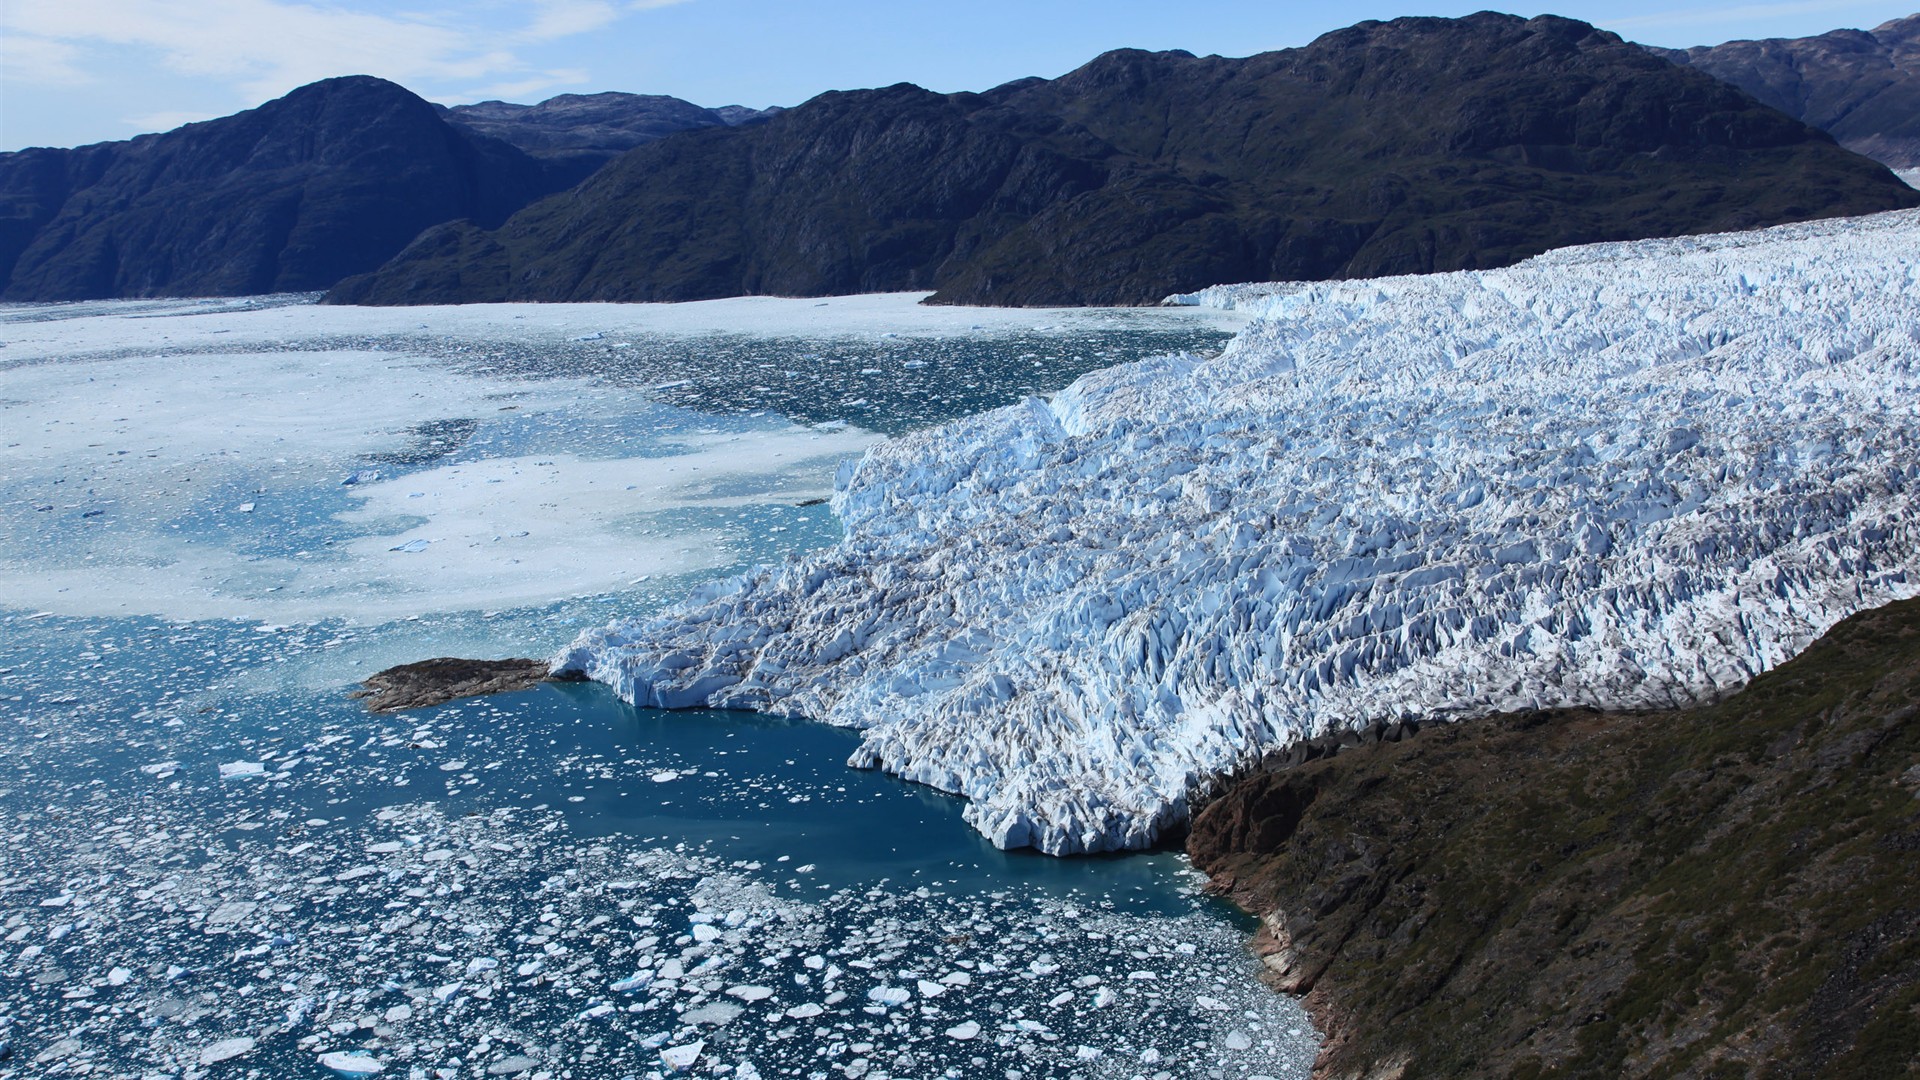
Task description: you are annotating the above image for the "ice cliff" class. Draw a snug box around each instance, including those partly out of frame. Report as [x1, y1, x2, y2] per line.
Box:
[557, 209, 1920, 855]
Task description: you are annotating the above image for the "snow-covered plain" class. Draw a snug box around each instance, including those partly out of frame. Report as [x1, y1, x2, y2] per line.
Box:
[560, 209, 1920, 855]
[1, 294, 1228, 623]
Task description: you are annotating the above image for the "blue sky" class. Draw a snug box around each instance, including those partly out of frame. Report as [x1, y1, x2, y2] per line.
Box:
[2, 0, 1915, 152]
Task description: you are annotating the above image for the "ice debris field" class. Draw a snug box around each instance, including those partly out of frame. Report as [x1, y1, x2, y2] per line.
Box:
[561, 209, 1920, 855]
[1, 296, 1311, 1079]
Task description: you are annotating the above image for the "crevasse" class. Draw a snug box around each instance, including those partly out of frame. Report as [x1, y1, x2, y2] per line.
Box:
[556, 209, 1920, 855]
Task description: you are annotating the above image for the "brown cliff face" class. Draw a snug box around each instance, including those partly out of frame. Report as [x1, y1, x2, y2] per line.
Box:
[1188, 598, 1920, 1079]
[1653, 15, 1920, 168]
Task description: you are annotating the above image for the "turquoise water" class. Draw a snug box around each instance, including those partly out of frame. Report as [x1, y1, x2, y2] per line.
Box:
[0, 302, 1315, 1079]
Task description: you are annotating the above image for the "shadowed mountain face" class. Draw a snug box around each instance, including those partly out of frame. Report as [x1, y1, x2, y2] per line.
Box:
[440, 92, 777, 184]
[0, 76, 580, 301]
[328, 13, 1918, 309]
[1652, 15, 1920, 168]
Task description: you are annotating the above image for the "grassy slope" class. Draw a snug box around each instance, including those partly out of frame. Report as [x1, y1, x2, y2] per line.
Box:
[1188, 598, 1920, 1079]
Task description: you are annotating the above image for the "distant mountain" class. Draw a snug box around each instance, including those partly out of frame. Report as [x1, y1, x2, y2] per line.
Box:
[440, 92, 778, 183]
[0, 76, 580, 301]
[328, 13, 1918, 309]
[1652, 15, 1920, 168]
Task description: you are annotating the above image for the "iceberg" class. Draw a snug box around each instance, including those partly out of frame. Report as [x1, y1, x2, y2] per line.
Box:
[558, 209, 1920, 854]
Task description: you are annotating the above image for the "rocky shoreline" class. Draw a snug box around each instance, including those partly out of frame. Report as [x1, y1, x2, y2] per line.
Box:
[1186, 598, 1920, 1078]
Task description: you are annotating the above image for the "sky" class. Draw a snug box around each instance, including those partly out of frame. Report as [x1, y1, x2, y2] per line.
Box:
[2, 0, 1916, 152]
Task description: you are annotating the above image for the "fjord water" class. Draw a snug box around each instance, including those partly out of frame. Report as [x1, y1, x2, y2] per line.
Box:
[0, 296, 1315, 1079]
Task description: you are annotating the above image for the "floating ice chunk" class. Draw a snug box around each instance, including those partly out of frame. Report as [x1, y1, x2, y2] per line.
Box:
[683, 1002, 743, 1027]
[802, 955, 824, 970]
[650, 771, 679, 783]
[486, 1054, 540, 1075]
[432, 982, 461, 1002]
[439, 760, 467, 772]
[1196, 995, 1229, 1011]
[199, 1037, 255, 1065]
[382, 1004, 411, 1022]
[916, 979, 946, 998]
[237, 502, 255, 513]
[726, 985, 774, 1002]
[691, 923, 722, 943]
[1047, 991, 1073, 1007]
[465, 957, 498, 975]
[1225, 1030, 1253, 1050]
[318, 1050, 386, 1075]
[389, 539, 431, 553]
[218, 761, 265, 779]
[785, 1003, 824, 1019]
[659, 1041, 704, 1071]
[39, 894, 72, 908]
[945, 1021, 981, 1041]
[866, 986, 910, 1007]
[939, 971, 972, 986]
[341, 470, 381, 486]
[107, 967, 131, 986]
[610, 971, 651, 992]
[1075, 1046, 1104, 1061]
[139, 761, 180, 777]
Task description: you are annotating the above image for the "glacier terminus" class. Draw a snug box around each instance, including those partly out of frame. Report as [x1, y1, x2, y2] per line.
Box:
[557, 209, 1920, 855]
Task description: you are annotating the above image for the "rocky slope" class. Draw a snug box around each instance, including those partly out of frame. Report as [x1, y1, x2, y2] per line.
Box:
[552, 207, 1920, 856]
[440, 92, 773, 184]
[1653, 14, 1920, 168]
[1189, 595, 1920, 1079]
[326, 13, 1916, 308]
[0, 76, 577, 301]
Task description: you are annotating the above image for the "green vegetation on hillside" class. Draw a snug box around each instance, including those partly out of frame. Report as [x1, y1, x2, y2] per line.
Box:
[1189, 598, 1920, 1078]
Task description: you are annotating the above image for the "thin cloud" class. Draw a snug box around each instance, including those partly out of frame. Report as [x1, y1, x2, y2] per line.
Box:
[1606, 1, 1883, 31]
[2, 34, 93, 86]
[522, 0, 622, 42]
[464, 70, 594, 103]
[1, 0, 694, 105]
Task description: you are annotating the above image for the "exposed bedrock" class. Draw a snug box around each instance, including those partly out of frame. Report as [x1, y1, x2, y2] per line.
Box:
[354, 657, 579, 713]
[557, 208, 1920, 855]
[1188, 596, 1920, 1078]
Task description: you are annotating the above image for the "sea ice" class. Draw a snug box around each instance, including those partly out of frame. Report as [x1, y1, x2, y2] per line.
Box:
[559, 209, 1920, 853]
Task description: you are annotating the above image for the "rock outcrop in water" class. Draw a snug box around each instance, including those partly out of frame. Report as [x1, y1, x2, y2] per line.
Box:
[326, 13, 1916, 308]
[1188, 595, 1920, 1079]
[354, 657, 571, 713]
[1652, 14, 1920, 168]
[0, 76, 577, 301]
[554, 207, 1920, 855]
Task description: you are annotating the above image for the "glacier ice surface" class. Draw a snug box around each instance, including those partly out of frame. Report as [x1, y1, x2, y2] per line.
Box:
[559, 209, 1920, 854]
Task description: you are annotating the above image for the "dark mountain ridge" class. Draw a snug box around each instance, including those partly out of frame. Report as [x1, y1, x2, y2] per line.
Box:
[1652, 14, 1920, 168]
[439, 92, 776, 182]
[0, 76, 577, 301]
[328, 12, 1918, 308]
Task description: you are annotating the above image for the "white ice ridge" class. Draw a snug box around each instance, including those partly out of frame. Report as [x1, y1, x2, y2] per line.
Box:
[557, 209, 1920, 855]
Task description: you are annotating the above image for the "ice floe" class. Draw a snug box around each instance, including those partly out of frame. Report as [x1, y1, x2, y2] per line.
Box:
[561, 209, 1920, 853]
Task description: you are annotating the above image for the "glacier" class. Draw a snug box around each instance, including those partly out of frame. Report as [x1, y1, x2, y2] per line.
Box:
[557, 209, 1920, 855]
